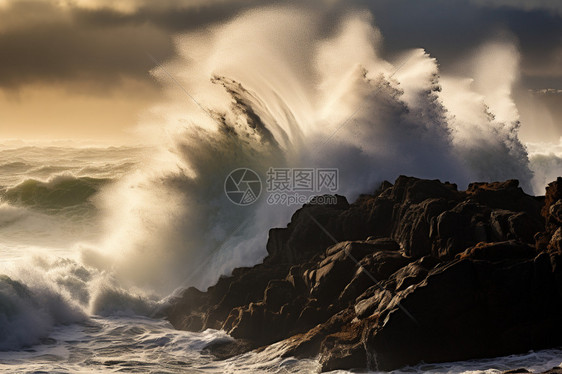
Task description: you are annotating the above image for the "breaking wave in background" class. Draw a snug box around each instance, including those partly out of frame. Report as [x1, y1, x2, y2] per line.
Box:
[0, 3, 561, 373]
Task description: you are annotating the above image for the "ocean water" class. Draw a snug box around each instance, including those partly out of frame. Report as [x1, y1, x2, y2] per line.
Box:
[1, 4, 562, 372]
[0, 146, 560, 374]
[0, 144, 317, 373]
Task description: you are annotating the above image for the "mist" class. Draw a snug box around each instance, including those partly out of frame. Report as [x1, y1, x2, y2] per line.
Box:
[72, 3, 542, 296]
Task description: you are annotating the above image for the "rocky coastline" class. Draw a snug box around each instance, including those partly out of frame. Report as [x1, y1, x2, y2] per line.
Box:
[164, 176, 562, 372]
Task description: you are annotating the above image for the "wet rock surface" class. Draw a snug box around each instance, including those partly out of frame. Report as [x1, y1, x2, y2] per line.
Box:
[164, 176, 562, 371]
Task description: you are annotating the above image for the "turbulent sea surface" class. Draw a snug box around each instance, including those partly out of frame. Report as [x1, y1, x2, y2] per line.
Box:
[1, 4, 562, 372]
[0, 146, 560, 374]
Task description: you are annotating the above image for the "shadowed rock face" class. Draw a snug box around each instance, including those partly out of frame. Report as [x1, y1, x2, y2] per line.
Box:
[163, 175, 562, 372]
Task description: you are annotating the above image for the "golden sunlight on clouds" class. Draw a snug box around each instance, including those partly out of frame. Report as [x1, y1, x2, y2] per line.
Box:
[0, 80, 159, 142]
[56, 0, 245, 14]
[0, 0, 559, 144]
[57, 0, 140, 13]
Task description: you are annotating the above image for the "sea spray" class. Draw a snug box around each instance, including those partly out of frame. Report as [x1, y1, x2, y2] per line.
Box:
[89, 5, 533, 296]
[0, 2, 541, 354]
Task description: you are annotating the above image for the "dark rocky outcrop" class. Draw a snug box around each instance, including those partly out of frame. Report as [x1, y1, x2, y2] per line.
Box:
[504, 368, 562, 374]
[163, 176, 562, 371]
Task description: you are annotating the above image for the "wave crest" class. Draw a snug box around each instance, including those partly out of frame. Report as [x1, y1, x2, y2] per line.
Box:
[1, 174, 110, 212]
[0, 274, 85, 350]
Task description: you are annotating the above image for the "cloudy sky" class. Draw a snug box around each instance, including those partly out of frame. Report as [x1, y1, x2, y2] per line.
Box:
[0, 0, 560, 142]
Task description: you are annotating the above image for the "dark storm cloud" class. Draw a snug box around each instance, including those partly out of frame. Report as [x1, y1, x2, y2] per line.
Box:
[356, 0, 562, 87]
[0, 0, 560, 92]
[470, 0, 562, 17]
[0, 0, 275, 91]
[0, 21, 173, 89]
[71, 1, 266, 31]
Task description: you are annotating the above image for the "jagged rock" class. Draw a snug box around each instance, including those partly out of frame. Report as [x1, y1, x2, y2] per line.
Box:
[336, 247, 409, 306]
[318, 324, 366, 372]
[365, 237, 401, 250]
[281, 308, 362, 362]
[165, 287, 207, 330]
[458, 241, 537, 262]
[537, 178, 562, 252]
[543, 178, 562, 219]
[550, 228, 562, 252]
[466, 180, 543, 218]
[202, 338, 254, 360]
[364, 250, 562, 371]
[263, 279, 295, 312]
[539, 368, 562, 374]
[265, 195, 351, 264]
[163, 176, 561, 372]
[505, 368, 562, 374]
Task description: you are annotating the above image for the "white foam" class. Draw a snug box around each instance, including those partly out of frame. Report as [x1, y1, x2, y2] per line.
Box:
[89, 4, 536, 295]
